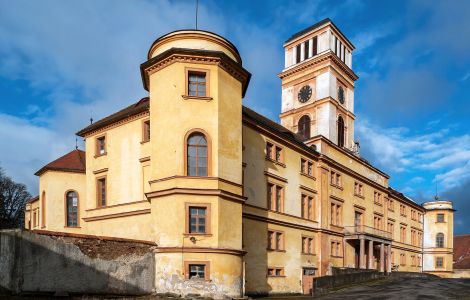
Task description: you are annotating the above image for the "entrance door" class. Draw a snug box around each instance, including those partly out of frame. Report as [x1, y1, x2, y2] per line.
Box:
[302, 268, 316, 295]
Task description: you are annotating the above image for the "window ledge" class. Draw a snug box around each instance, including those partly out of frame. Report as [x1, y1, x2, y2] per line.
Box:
[267, 275, 286, 278]
[265, 157, 286, 168]
[331, 255, 343, 258]
[267, 249, 286, 253]
[64, 226, 81, 228]
[140, 140, 150, 144]
[301, 253, 316, 256]
[375, 202, 383, 207]
[94, 153, 107, 158]
[182, 95, 213, 101]
[184, 233, 213, 237]
[354, 194, 365, 199]
[330, 184, 343, 190]
[300, 172, 316, 180]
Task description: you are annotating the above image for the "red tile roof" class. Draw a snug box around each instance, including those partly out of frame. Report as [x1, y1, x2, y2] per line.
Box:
[454, 234, 470, 269]
[35, 149, 86, 176]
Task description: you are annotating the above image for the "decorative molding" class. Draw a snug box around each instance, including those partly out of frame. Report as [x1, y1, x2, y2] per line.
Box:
[264, 171, 288, 183]
[146, 188, 246, 204]
[92, 168, 108, 175]
[148, 175, 243, 189]
[85, 199, 149, 212]
[299, 184, 317, 194]
[139, 156, 151, 163]
[83, 110, 149, 138]
[155, 246, 246, 256]
[83, 208, 151, 222]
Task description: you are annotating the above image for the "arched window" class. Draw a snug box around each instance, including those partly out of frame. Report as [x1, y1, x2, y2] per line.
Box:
[436, 233, 444, 248]
[66, 191, 79, 227]
[298, 115, 311, 141]
[187, 132, 208, 176]
[337, 116, 345, 147]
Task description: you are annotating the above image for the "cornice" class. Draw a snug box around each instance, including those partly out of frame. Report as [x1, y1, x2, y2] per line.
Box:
[140, 48, 251, 97]
[278, 51, 358, 82]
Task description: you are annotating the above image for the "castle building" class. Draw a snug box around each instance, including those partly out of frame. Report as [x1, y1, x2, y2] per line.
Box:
[24, 19, 454, 298]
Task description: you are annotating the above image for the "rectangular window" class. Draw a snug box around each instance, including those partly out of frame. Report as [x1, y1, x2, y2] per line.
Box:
[435, 257, 444, 268]
[400, 226, 406, 243]
[374, 191, 382, 205]
[267, 183, 284, 212]
[436, 213, 445, 223]
[389, 199, 395, 211]
[33, 211, 37, 227]
[188, 71, 207, 97]
[354, 211, 362, 227]
[296, 44, 301, 63]
[400, 253, 406, 266]
[268, 230, 284, 251]
[374, 215, 383, 230]
[303, 40, 309, 59]
[312, 36, 318, 56]
[330, 202, 342, 226]
[354, 182, 364, 197]
[418, 256, 422, 267]
[302, 236, 315, 254]
[387, 222, 394, 234]
[266, 141, 283, 164]
[97, 177, 106, 207]
[300, 158, 314, 177]
[330, 241, 342, 257]
[188, 206, 207, 234]
[267, 267, 284, 277]
[96, 136, 106, 156]
[330, 170, 341, 187]
[142, 120, 150, 142]
[184, 261, 209, 280]
[301, 194, 314, 221]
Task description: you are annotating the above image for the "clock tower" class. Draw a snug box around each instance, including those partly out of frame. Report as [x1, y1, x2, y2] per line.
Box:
[279, 18, 358, 150]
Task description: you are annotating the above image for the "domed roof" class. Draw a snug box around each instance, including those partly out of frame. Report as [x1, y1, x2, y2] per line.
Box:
[147, 29, 242, 64]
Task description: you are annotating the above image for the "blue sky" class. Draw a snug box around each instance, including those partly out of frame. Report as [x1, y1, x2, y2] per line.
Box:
[0, 0, 469, 234]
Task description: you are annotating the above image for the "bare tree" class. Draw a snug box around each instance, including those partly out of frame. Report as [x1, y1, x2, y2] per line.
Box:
[0, 167, 31, 229]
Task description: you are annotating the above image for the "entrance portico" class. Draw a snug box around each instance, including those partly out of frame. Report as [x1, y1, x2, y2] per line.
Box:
[344, 225, 392, 272]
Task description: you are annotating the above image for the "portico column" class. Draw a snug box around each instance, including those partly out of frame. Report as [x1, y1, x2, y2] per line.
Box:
[387, 244, 392, 273]
[368, 240, 374, 269]
[359, 238, 365, 269]
[380, 243, 385, 272]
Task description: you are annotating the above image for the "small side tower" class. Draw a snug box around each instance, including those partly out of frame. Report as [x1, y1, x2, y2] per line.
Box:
[140, 30, 250, 298]
[422, 198, 454, 277]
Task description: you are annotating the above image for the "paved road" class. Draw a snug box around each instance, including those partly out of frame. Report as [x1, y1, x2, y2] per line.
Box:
[315, 276, 470, 300]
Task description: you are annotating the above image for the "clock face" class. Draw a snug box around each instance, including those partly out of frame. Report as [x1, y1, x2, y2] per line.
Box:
[338, 86, 345, 104]
[298, 85, 312, 103]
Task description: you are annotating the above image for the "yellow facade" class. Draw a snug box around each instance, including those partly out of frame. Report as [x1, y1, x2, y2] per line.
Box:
[25, 19, 453, 298]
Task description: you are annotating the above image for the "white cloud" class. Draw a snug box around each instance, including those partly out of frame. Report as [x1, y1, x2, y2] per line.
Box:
[357, 118, 470, 191]
[0, 0, 228, 192]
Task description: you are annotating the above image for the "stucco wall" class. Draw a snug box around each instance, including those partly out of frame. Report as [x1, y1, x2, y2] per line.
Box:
[0, 230, 155, 296]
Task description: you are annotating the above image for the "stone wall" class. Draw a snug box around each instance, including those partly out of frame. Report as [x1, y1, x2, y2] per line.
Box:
[0, 230, 155, 296]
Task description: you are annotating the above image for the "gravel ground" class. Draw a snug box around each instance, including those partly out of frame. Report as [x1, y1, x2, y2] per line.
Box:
[315, 276, 470, 300]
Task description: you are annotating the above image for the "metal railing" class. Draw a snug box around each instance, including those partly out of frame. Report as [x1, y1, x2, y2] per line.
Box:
[344, 225, 392, 240]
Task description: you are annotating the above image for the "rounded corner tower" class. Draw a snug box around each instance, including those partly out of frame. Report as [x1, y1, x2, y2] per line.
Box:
[140, 29, 251, 298]
[422, 198, 454, 277]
